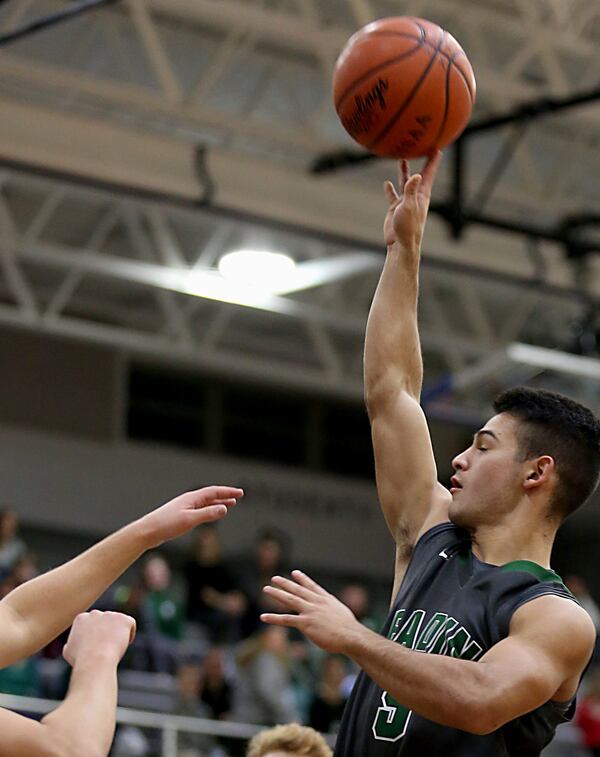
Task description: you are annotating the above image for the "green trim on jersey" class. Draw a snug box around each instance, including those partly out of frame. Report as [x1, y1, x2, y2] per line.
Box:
[500, 560, 562, 584]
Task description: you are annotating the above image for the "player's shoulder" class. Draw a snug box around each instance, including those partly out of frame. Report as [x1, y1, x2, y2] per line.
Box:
[512, 592, 596, 642]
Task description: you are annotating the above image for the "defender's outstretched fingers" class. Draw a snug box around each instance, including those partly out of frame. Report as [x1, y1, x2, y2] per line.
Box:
[260, 613, 301, 628]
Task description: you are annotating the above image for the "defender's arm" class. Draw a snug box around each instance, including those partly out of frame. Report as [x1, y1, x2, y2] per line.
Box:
[0, 486, 242, 668]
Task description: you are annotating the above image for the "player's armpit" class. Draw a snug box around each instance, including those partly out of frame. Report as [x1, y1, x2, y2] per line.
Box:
[371, 390, 449, 545]
[476, 596, 595, 734]
[0, 708, 72, 757]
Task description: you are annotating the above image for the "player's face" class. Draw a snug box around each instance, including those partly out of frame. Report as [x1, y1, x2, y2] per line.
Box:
[448, 413, 524, 529]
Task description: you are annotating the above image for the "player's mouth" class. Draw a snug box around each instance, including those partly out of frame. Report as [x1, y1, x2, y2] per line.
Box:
[450, 476, 463, 494]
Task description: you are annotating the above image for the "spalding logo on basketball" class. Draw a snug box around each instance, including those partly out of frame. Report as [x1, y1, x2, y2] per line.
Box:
[333, 17, 476, 159]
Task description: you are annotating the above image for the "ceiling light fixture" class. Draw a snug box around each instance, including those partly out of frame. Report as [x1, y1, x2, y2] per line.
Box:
[218, 249, 296, 294]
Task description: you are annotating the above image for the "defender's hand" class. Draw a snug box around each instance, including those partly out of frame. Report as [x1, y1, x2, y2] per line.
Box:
[140, 486, 244, 548]
[63, 610, 136, 667]
[383, 151, 442, 250]
[261, 570, 362, 654]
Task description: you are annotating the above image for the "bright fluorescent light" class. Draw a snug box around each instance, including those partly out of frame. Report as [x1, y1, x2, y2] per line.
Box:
[507, 343, 600, 380]
[218, 249, 296, 294]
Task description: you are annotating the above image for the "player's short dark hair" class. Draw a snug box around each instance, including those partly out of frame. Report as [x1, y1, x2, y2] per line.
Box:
[493, 387, 600, 520]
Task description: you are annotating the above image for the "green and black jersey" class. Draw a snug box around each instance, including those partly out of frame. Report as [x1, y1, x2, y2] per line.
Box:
[334, 523, 583, 756]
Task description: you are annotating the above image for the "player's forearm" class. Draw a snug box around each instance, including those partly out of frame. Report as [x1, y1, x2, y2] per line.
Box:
[2, 520, 149, 659]
[364, 241, 423, 405]
[343, 625, 492, 734]
[42, 651, 120, 757]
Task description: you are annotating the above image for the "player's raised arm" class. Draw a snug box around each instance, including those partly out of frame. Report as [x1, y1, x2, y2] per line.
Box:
[0, 485, 243, 669]
[364, 152, 449, 565]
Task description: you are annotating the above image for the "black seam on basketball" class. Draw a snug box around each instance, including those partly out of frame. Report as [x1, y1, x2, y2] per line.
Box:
[422, 53, 453, 154]
[450, 54, 475, 102]
[335, 39, 424, 112]
[367, 30, 446, 151]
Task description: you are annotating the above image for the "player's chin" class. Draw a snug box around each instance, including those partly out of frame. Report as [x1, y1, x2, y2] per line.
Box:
[448, 498, 470, 529]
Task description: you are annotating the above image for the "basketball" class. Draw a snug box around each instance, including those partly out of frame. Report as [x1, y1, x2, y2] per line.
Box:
[333, 17, 476, 159]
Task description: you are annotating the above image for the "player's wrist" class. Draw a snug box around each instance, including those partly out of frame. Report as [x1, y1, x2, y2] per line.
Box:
[70, 647, 122, 671]
[338, 621, 375, 658]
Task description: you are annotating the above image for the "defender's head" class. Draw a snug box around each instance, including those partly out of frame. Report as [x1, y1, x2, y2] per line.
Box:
[448, 387, 600, 530]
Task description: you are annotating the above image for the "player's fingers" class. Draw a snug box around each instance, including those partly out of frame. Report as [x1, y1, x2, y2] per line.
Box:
[291, 569, 329, 595]
[260, 613, 300, 628]
[212, 499, 238, 507]
[263, 585, 304, 610]
[400, 159, 410, 191]
[271, 574, 314, 600]
[420, 150, 442, 194]
[127, 617, 137, 644]
[384, 180, 399, 205]
[199, 486, 244, 504]
[403, 173, 422, 199]
[192, 504, 228, 523]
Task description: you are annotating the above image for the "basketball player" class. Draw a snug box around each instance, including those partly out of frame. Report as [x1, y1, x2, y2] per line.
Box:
[0, 484, 243, 756]
[247, 723, 332, 757]
[261, 152, 600, 755]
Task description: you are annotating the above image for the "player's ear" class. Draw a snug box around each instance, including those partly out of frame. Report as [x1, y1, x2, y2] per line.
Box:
[523, 456, 555, 490]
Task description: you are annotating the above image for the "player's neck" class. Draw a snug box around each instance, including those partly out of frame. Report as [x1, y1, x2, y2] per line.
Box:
[470, 516, 557, 569]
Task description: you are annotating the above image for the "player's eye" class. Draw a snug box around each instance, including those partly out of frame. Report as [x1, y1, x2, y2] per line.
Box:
[477, 446, 488, 452]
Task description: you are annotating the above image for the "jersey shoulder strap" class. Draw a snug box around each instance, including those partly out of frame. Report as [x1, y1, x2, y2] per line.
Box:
[492, 562, 579, 638]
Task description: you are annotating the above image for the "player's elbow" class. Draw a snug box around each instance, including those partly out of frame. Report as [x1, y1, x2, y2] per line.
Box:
[449, 673, 507, 735]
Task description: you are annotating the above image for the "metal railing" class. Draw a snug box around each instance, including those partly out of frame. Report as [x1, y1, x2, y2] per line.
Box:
[0, 692, 336, 756]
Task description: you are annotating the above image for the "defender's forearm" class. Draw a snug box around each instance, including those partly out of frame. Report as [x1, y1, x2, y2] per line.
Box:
[343, 625, 489, 734]
[42, 652, 120, 757]
[2, 521, 148, 660]
[364, 241, 423, 404]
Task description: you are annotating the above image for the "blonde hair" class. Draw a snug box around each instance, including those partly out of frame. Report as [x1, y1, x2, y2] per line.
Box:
[247, 724, 332, 757]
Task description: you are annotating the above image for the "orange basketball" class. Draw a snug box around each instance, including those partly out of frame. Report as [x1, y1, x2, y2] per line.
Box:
[333, 17, 476, 159]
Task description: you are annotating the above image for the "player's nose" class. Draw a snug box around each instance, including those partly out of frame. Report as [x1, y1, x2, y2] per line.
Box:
[452, 449, 469, 471]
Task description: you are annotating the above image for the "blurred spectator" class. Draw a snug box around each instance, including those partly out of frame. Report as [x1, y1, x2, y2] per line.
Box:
[0, 509, 26, 572]
[173, 659, 216, 757]
[309, 655, 348, 734]
[12, 552, 38, 585]
[565, 576, 600, 632]
[0, 655, 40, 697]
[339, 583, 378, 632]
[115, 553, 184, 673]
[577, 668, 600, 755]
[241, 529, 289, 636]
[200, 645, 232, 720]
[231, 626, 299, 726]
[246, 723, 332, 757]
[184, 525, 246, 643]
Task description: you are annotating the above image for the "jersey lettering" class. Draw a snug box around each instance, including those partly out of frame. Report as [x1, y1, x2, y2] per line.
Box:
[372, 608, 484, 742]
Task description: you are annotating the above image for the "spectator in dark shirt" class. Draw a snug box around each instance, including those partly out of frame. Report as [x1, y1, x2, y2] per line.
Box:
[200, 645, 232, 720]
[241, 529, 289, 637]
[309, 654, 348, 734]
[184, 525, 246, 643]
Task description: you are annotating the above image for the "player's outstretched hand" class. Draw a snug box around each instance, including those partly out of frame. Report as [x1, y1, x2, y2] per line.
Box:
[383, 150, 442, 250]
[141, 486, 244, 549]
[63, 610, 136, 667]
[261, 570, 361, 654]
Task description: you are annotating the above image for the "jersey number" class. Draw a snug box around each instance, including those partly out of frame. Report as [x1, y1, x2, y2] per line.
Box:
[372, 692, 412, 741]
